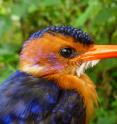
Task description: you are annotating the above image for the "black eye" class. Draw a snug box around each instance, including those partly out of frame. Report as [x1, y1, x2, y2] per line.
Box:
[60, 47, 76, 58]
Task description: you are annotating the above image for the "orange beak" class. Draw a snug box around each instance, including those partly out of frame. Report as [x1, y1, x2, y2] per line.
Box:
[79, 45, 117, 61]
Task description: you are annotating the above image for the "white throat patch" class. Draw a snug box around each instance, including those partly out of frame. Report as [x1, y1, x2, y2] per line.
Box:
[76, 60, 100, 77]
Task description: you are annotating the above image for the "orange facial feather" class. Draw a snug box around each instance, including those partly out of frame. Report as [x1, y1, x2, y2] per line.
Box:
[20, 33, 91, 76]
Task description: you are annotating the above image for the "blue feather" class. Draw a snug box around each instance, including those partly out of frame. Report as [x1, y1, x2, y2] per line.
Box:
[29, 26, 93, 44]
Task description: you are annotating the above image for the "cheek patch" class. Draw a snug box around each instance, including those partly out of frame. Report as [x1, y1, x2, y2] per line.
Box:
[48, 53, 65, 71]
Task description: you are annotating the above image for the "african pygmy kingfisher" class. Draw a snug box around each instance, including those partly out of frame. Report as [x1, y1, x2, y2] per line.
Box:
[0, 26, 117, 124]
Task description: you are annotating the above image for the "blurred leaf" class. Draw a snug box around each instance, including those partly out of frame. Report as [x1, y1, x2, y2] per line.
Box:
[11, 2, 28, 18]
[97, 115, 116, 124]
[41, 0, 62, 6]
[0, 16, 12, 37]
[75, 0, 101, 26]
[94, 6, 117, 24]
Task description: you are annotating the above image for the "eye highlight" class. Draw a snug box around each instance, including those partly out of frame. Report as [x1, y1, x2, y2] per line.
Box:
[60, 47, 76, 58]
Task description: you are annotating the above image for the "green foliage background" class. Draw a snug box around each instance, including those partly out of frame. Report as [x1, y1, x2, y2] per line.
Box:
[0, 0, 117, 123]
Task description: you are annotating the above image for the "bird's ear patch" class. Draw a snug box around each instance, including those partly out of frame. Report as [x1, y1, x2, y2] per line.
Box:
[76, 60, 100, 77]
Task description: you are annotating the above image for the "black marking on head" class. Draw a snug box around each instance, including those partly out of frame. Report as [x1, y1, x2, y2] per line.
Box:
[29, 26, 93, 44]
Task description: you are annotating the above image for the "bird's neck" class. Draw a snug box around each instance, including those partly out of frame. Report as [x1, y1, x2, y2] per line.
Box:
[46, 73, 98, 123]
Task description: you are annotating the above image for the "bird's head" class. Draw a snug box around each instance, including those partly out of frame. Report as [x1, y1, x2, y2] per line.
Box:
[19, 26, 117, 78]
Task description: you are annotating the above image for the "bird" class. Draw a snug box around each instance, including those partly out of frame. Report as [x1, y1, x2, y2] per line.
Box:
[0, 25, 117, 124]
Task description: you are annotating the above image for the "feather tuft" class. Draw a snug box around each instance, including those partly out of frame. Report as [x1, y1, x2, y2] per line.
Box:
[76, 60, 100, 77]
